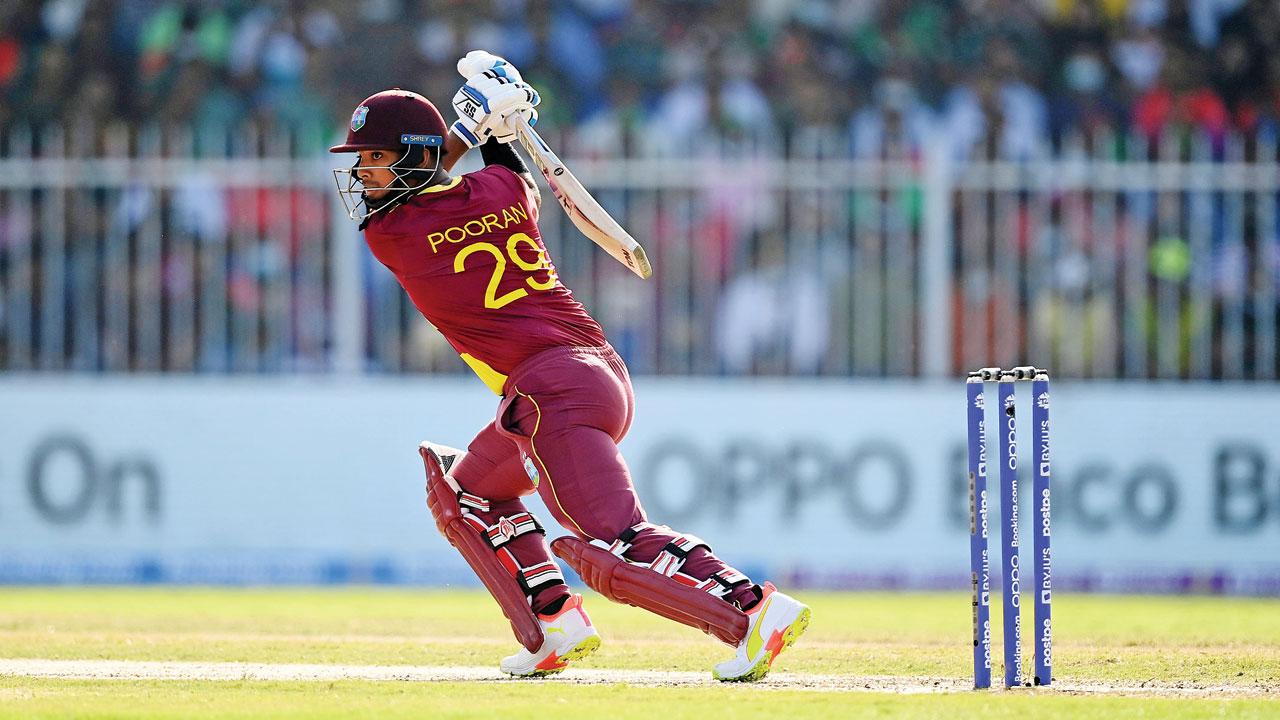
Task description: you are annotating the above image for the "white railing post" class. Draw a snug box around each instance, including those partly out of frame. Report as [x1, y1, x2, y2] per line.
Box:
[921, 134, 954, 378]
[328, 171, 364, 374]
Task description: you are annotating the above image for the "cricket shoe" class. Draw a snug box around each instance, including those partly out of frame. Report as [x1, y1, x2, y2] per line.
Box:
[500, 594, 600, 677]
[712, 582, 810, 682]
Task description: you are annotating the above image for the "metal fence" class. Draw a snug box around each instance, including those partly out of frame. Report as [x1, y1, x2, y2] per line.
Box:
[1, 123, 1278, 380]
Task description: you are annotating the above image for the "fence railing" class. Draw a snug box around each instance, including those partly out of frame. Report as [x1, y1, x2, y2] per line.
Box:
[1, 123, 1278, 379]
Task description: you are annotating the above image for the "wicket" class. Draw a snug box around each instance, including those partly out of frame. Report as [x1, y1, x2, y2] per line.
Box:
[967, 366, 1053, 689]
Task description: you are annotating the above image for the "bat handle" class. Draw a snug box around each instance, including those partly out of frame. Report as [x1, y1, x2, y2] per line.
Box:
[510, 115, 556, 159]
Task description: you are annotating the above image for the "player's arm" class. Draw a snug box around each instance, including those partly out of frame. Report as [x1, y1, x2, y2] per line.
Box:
[439, 132, 471, 173]
[443, 117, 541, 208]
[480, 136, 540, 206]
[441, 129, 538, 203]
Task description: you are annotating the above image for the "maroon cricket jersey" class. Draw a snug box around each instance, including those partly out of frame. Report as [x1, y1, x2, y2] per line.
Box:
[363, 165, 607, 394]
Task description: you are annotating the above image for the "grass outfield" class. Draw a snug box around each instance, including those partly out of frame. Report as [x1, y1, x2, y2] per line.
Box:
[0, 588, 1277, 718]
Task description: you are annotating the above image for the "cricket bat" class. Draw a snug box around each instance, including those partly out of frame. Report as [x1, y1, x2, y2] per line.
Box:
[512, 117, 652, 280]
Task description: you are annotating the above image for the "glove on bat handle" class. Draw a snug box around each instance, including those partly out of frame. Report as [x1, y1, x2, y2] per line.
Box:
[457, 50, 506, 80]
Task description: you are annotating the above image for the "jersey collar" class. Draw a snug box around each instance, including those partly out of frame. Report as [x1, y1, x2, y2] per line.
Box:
[418, 175, 462, 195]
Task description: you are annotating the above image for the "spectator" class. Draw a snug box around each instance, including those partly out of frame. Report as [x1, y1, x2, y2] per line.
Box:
[1132, 45, 1230, 146]
[1112, 22, 1165, 96]
[942, 39, 1050, 161]
[851, 65, 935, 160]
[1048, 41, 1124, 143]
[1, 0, 1278, 145]
[717, 230, 828, 375]
[650, 42, 775, 150]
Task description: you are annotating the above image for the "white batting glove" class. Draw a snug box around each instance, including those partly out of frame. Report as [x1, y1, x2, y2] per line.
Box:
[457, 50, 523, 84]
[450, 74, 540, 148]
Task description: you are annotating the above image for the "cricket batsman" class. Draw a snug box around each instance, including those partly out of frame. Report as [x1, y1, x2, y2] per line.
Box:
[329, 52, 810, 681]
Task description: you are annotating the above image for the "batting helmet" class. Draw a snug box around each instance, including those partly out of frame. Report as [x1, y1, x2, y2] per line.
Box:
[330, 88, 448, 222]
[330, 88, 447, 153]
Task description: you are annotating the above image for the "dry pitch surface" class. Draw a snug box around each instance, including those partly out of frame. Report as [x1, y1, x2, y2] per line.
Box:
[0, 588, 1276, 718]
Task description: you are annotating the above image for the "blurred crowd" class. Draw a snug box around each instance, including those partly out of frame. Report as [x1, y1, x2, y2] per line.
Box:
[3, 0, 1280, 157]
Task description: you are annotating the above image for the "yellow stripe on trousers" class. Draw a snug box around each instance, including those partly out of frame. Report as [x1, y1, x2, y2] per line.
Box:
[514, 386, 592, 540]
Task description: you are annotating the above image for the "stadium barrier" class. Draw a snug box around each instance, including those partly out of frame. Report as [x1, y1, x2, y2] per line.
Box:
[1, 125, 1278, 379]
[2, 375, 1277, 594]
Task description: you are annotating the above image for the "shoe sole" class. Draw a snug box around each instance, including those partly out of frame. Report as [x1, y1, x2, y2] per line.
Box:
[506, 634, 601, 678]
[714, 606, 811, 683]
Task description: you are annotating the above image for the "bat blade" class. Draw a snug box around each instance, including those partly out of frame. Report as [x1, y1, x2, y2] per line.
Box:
[514, 118, 652, 279]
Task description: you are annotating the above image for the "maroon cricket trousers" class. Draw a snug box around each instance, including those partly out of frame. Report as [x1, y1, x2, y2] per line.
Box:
[448, 343, 757, 615]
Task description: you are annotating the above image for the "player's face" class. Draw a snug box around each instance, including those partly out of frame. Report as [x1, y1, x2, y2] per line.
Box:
[356, 149, 402, 199]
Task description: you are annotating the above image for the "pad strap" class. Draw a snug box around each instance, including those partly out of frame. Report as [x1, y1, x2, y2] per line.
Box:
[517, 560, 565, 593]
[486, 511, 544, 550]
[460, 506, 561, 594]
[600, 521, 650, 557]
[552, 536, 749, 646]
[649, 533, 711, 577]
[591, 526, 735, 595]
[698, 568, 750, 598]
[458, 492, 490, 512]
